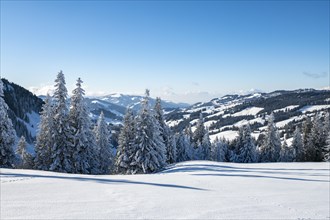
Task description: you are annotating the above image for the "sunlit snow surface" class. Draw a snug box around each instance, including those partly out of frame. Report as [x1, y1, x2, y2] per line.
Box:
[1, 161, 329, 219]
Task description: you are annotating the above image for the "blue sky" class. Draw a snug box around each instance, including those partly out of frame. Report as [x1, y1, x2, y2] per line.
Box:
[1, 1, 329, 103]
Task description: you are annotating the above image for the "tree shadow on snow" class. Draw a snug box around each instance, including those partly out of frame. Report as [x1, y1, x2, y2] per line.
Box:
[161, 163, 329, 182]
[0, 172, 207, 191]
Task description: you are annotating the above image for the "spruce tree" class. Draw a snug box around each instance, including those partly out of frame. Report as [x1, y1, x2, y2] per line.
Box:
[133, 90, 166, 174]
[305, 114, 325, 161]
[154, 97, 176, 164]
[69, 78, 97, 174]
[49, 71, 74, 173]
[291, 127, 304, 162]
[34, 94, 53, 170]
[201, 130, 211, 160]
[115, 108, 137, 174]
[0, 79, 16, 168]
[236, 124, 257, 163]
[175, 131, 192, 162]
[279, 138, 295, 162]
[192, 113, 206, 146]
[260, 113, 281, 162]
[16, 136, 34, 169]
[211, 137, 228, 162]
[94, 111, 113, 174]
[323, 132, 330, 162]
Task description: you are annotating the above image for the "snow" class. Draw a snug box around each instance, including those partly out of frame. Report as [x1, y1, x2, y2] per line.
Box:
[204, 120, 217, 128]
[275, 116, 302, 128]
[234, 117, 265, 127]
[274, 105, 299, 113]
[210, 130, 238, 142]
[1, 161, 329, 219]
[232, 107, 264, 117]
[299, 105, 330, 113]
[167, 119, 184, 128]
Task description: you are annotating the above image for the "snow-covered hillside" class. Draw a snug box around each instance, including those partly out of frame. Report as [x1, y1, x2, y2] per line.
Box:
[1, 161, 329, 219]
[166, 89, 330, 143]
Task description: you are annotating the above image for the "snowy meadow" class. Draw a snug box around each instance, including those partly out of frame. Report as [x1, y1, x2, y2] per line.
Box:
[1, 161, 329, 219]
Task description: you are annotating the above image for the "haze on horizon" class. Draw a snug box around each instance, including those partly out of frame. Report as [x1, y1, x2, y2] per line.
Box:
[1, 1, 329, 104]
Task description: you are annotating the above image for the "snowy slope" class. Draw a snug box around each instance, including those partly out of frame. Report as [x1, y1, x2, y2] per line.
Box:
[166, 89, 330, 142]
[1, 161, 329, 219]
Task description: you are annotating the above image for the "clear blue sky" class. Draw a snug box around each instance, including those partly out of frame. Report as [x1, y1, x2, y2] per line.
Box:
[1, 0, 329, 103]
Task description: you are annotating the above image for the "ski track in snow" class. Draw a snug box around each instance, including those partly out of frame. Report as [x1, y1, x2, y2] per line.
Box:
[1, 161, 329, 219]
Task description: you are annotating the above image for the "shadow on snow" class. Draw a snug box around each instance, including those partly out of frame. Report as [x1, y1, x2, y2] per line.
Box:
[161, 163, 329, 183]
[0, 172, 207, 191]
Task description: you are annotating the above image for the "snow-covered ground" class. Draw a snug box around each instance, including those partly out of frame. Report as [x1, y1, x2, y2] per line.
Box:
[1, 161, 329, 219]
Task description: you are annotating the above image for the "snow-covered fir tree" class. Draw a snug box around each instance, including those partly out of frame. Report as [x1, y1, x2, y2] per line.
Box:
[34, 94, 53, 170]
[16, 136, 34, 169]
[192, 113, 206, 146]
[279, 138, 295, 162]
[291, 127, 304, 162]
[0, 79, 16, 168]
[115, 108, 137, 174]
[94, 111, 113, 174]
[133, 90, 166, 174]
[259, 113, 281, 162]
[235, 124, 257, 163]
[305, 114, 325, 161]
[69, 78, 98, 174]
[194, 141, 203, 160]
[211, 137, 228, 162]
[302, 117, 312, 149]
[200, 130, 211, 160]
[324, 132, 330, 162]
[323, 112, 330, 133]
[49, 71, 74, 173]
[154, 97, 176, 164]
[175, 131, 192, 162]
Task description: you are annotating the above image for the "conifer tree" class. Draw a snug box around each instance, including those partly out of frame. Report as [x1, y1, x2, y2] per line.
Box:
[16, 136, 34, 169]
[175, 131, 192, 162]
[49, 71, 74, 173]
[302, 117, 312, 149]
[94, 111, 113, 174]
[154, 97, 176, 164]
[69, 78, 97, 174]
[115, 108, 137, 174]
[201, 130, 211, 160]
[211, 137, 228, 162]
[305, 114, 325, 161]
[236, 124, 257, 163]
[259, 113, 281, 162]
[34, 94, 53, 170]
[291, 127, 304, 162]
[324, 132, 330, 162]
[133, 90, 166, 174]
[0, 79, 16, 168]
[279, 138, 295, 162]
[192, 113, 206, 146]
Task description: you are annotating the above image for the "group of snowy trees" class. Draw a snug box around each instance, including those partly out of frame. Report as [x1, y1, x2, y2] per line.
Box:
[33, 72, 114, 174]
[226, 112, 330, 163]
[0, 79, 17, 168]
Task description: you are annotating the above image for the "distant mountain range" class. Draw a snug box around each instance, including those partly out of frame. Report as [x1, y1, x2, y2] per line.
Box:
[3, 78, 330, 148]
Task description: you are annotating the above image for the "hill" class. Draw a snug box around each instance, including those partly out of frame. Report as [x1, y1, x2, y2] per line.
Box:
[1, 78, 43, 145]
[165, 89, 330, 142]
[1, 161, 329, 219]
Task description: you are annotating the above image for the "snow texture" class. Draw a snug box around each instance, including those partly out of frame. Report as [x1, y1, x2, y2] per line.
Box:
[1, 161, 329, 219]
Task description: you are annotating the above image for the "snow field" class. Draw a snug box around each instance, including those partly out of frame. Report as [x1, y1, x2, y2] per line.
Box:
[1, 161, 329, 219]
